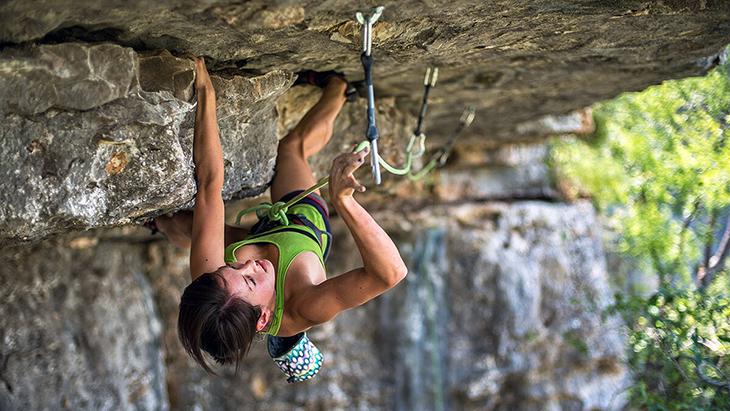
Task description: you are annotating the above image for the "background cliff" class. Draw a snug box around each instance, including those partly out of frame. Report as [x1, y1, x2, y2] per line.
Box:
[1, 1, 729, 410]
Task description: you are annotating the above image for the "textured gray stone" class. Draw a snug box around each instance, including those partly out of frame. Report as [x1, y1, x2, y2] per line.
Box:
[0, 43, 140, 115]
[431, 202, 627, 410]
[1, 0, 728, 147]
[0, 43, 294, 246]
[0, 91, 196, 245]
[212, 69, 295, 201]
[0, 238, 167, 411]
[139, 50, 195, 102]
[435, 143, 556, 201]
[1, 1, 729, 243]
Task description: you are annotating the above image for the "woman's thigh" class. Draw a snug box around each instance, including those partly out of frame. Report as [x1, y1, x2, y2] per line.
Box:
[270, 137, 321, 202]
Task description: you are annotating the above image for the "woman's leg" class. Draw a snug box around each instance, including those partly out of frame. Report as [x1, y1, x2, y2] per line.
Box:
[154, 211, 193, 249]
[153, 77, 347, 247]
[271, 77, 348, 202]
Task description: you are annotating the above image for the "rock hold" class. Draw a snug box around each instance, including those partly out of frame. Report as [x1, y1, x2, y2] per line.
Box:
[0, 44, 294, 246]
[0, 91, 196, 245]
[212, 69, 295, 201]
[139, 49, 195, 102]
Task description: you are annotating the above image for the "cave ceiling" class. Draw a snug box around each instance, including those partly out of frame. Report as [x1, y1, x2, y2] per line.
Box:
[3, 0, 729, 147]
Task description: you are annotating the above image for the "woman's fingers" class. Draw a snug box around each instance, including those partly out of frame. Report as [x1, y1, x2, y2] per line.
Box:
[330, 149, 370, 197]
[351, 175, 366, 192]
[179, 53, 214, 92]
[331, 151, 366, 180]
[343, 147, 369, 174]
[181, 52, 202, 64]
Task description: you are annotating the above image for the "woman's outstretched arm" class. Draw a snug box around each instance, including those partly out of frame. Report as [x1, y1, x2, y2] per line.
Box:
[185, 54, 226, 280]
[294, 148, 408, 324]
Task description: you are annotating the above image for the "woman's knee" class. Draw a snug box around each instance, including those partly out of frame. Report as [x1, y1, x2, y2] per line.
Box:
[278, 132, 307, 158]
[279, 122, 332, 158]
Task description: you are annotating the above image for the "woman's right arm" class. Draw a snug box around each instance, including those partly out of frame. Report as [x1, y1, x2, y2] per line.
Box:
[293, 148, 408, 324]
[185, 54, 226, 280]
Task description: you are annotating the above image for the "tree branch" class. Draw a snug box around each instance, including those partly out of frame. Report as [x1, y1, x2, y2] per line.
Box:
[684, 200, 702, 230]
[697, 360, 730, 391]
[669, 349, 695, 387]
[651, 248, 667, 286]
[703, 214, 730, 287]
[672, 199, 702, 274]
[679, 355, 730, 391]
[697, 210, 718, 287]
[703, 212, 717, 268]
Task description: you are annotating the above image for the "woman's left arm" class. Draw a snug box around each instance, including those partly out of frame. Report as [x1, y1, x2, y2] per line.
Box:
[185, 54, 226, 280]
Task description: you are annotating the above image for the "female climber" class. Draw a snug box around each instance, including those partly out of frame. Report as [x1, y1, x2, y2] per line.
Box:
[155, 54, 407, 381]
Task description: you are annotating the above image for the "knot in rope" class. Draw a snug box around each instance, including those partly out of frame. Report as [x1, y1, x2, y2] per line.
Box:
[266, 201, 290, 226]
[235, 178, 331, 228]
[236, 201, 291, 227]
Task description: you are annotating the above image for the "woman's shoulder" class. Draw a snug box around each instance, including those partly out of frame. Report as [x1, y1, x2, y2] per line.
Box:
[285, 251, 327, 289]
[281, 255, 328, 329]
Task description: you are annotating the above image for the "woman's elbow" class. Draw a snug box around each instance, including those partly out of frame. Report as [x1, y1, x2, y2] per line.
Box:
[195, 170, 224, 191]
[387, 262, 408, 287]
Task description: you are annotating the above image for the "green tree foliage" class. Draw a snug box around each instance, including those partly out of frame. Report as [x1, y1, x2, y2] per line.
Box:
[550, 54, 730, 409]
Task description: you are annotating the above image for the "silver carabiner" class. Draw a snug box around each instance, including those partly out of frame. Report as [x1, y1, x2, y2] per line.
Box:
[356, 6, 385, 56]
[460, 107, 476, 127]
[406, 133, 427, 158]
[424, 67, 439, 87]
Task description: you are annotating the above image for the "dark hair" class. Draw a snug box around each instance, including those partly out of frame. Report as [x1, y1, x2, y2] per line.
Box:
[177, 271, 261, 375]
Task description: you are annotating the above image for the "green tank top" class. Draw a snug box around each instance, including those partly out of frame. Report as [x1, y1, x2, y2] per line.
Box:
[224, 203, 328, 336]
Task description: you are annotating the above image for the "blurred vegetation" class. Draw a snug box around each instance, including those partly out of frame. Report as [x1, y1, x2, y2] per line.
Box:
[550, 51, 730, 409]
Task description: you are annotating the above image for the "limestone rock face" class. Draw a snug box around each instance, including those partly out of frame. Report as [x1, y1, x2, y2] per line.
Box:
[426, 202, 626, 410]
[211, 69, 295, 201]
[0, 91, 196, 245]
[435, 143, 555, 202]
[1, 1, 729, 243]
[0, 43, 140, 116]
[0, 238, 167, 411]
[138, 50, 195, 102]
[0, 42, 293, 246]
[1, 0, 728, 146]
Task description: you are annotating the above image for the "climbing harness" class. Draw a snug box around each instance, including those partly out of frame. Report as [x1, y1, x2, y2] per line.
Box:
[356, 6, 385, 185]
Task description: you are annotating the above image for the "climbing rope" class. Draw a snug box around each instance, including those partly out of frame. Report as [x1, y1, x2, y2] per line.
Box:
[235, 105, 474, 227]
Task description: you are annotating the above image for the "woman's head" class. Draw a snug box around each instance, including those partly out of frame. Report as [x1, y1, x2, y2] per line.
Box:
[177, 267, 271, 375]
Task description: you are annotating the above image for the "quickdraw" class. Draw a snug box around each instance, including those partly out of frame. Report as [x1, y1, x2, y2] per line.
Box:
[356, 6, 385, 185]
[236, 7, 475, 227]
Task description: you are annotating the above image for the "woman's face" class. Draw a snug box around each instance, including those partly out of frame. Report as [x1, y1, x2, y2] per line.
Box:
[219, 260, 276, 309]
